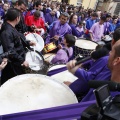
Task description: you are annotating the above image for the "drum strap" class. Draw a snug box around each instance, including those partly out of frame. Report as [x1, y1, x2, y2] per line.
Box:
[62, 48, 69, 58]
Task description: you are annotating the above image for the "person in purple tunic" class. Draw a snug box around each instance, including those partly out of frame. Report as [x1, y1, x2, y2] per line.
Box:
[64, 28, 120, 103]
[69, 14, 83, 38]
[104, 14, 112, 35]
[45, 12, 72, 48]
[66, 55, 111, 102]
[89, 16, 106, 42]
[51, 34, 75, 64]
[45, 9, 58, 26]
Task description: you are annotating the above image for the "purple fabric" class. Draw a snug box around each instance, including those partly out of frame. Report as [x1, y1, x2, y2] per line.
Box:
[69, 24, 83, 37]
[69, 56, 111, 102]
[104, 22, 110, 35]
[47, 66, 67, 76]
[1, 101, 96, 120]
[89, 22, 104, 42]
[45, 13, 58, 25]
[45, 20, 72, 44]
[51, 47, 73, 64]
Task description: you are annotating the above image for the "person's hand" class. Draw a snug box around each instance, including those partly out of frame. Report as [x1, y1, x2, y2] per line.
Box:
[0, 58, 8, 70]
[63, 81, 72, 86]
[58, 44, 62, 49]
[21, 61, 29, 67]
[45, 22, 49, 27]
[54, 35, 60, 41]
[34, 28, 40, 32]
[31, 25, 36, 30]
[101, 36, 105, 40]
[66, 60, 82, 74]
[29, 41, 36, 46]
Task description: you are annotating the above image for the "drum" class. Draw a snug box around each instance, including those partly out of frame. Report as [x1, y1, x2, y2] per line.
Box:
[74, 39, 98, 58]
[43, 42, 57, 53]
[43, 53, 56, 63]
[25, 33, 44, 52]
[104, 35, 112, 42]
[97, 41, 105, 45]
[47, 65, 77, 83]
[25, 51, 44, 73]
[0, 74, 78, 115]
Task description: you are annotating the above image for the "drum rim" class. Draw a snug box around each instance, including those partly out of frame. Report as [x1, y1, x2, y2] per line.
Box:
[75, 39, 98, 50]
[43, 53, 56, 63]
[0, 74, 78, 103]
[104, 35, 112, 42]
[48, 64, 66, 72]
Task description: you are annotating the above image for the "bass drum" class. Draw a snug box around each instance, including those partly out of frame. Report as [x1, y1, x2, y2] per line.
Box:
[0, 74, 78, 115]
[74, 39, 98, 58]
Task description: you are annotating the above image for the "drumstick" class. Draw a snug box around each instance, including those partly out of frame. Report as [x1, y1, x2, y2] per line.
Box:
[33, 46, 36, 61]
[102, 32, 112, 40]
[44, 54, 55, 60]
[32, 33, 39, 42]
[30, 51, 34, 62]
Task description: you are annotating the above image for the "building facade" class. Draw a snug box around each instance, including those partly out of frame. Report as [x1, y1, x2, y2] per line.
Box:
[96, 0, 120, 15]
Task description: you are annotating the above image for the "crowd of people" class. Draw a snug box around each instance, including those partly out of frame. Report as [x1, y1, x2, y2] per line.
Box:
[0, 0, 120, 118]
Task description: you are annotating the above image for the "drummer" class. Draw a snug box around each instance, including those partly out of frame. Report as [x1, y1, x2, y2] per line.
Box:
[89, 16, 106, 42]
[0, 8, 36, 85]
[45, 12, 72, 52]
[50, 34, 75, 64]
[25, 10, 46, 36]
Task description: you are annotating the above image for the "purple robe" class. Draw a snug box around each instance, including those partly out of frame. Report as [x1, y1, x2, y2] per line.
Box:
[45, 20, 72, 44]
[45, 13, 58, 25]
[104, 21, 112, 35]
[51, 47, 73, 64]
[69, 56, 112, 102]
[1, 100, 96, 120]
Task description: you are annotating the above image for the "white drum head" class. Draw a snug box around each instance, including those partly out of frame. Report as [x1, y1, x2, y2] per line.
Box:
[26, 33, 44, 52]
[25, 51, 43, 71]
[44, 53, 56, 63]
[104, 35, 112, 41]
[97, 41, 105, 45]
[75, 39, 97, 50]
[48, 65, 77, 83]
[0, 74, 78, 115]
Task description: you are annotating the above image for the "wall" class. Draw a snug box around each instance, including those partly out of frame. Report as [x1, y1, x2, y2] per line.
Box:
[68, 0, 78, 6]
[82, 0, 97, 9]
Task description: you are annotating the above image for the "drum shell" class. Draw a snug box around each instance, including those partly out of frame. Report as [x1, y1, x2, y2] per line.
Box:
[74, 39, 98, 58]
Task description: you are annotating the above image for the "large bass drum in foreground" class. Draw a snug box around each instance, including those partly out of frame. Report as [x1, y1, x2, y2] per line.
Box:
[0, 74, 78, 115]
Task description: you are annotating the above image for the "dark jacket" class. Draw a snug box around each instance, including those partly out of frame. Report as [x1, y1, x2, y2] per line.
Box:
[0, 22, 30, 84]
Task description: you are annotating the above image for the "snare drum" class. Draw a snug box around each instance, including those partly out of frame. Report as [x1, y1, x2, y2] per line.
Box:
[25, 51, 44, 73]
[104, 35, 112, 42]
[0, 74, 78, 115]
[25, 33, 44, 52]
[74, 39, 98, 58]
[47, 65, 77, 83]
[43, 53, 56, 63]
